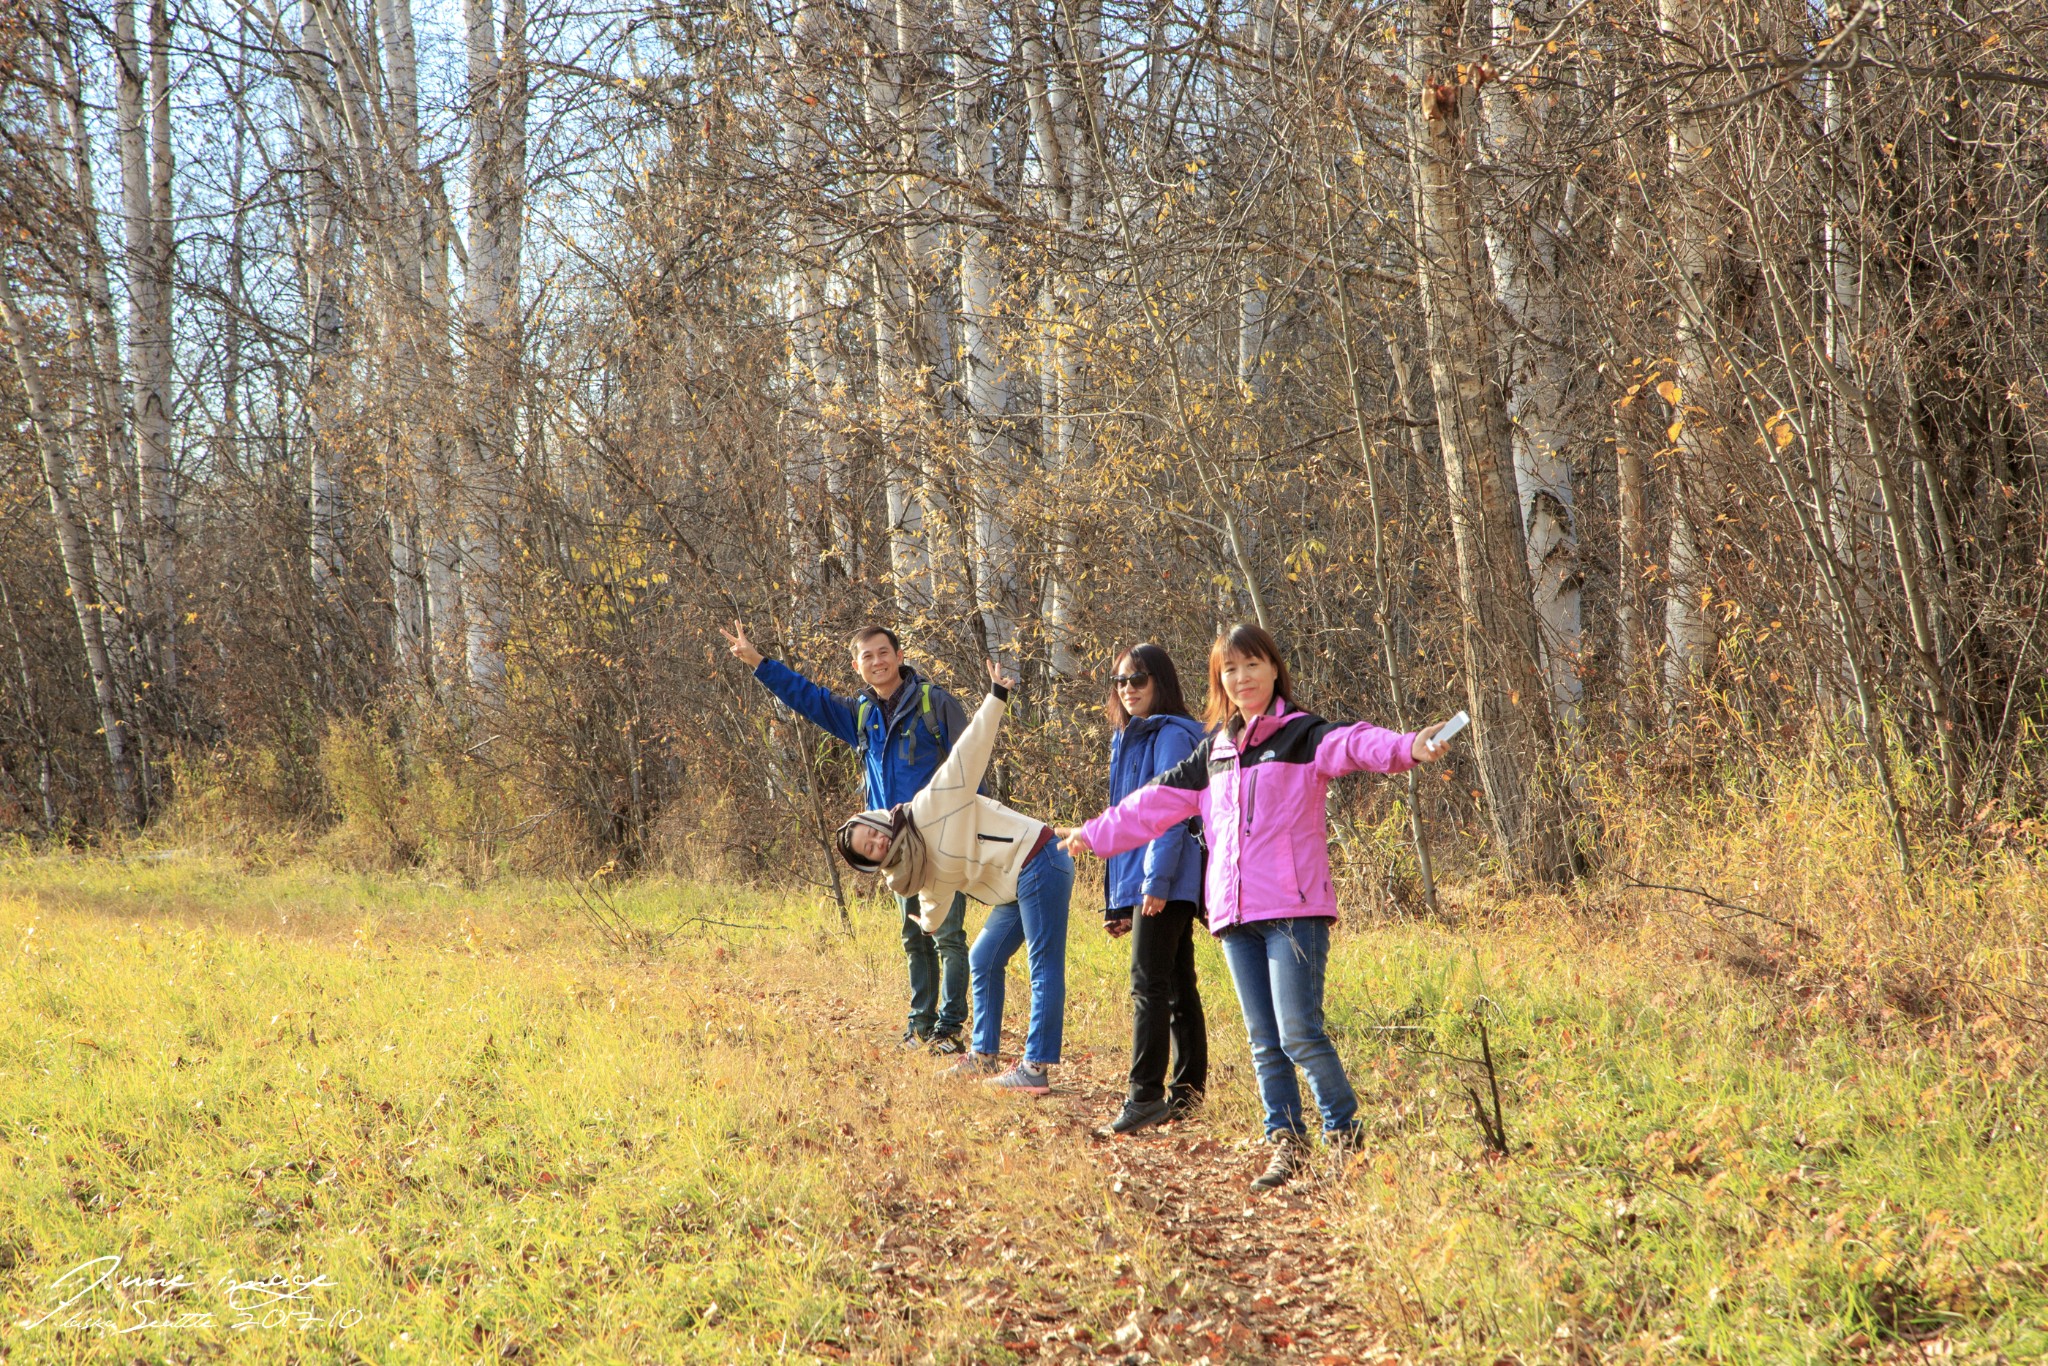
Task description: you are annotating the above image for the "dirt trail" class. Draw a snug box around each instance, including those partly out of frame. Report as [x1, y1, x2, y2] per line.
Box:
[1043, 1051, 1403, 1365]
[796, 982, 1403, 1364]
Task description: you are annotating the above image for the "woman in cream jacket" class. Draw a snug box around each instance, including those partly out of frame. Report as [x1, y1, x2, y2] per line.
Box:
[837, 661, 1073, 1094]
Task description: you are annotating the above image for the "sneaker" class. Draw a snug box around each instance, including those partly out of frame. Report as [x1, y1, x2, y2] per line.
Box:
[986, 1061, 1051, 1095]
[900, 1028, 932, 1050]
[1109, 1097, 1173, 1135]
[1167, 1089, 1204, 1122]
[942, 1052, 1002, 1079]
[1250, 1133, 1310, 1192]
[927, 1031, 968, 1057]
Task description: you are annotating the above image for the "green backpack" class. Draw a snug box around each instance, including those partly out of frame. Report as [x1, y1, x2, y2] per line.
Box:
[856, 682, 949, 762]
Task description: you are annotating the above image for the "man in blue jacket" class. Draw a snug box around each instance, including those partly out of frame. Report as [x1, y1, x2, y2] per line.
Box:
[722, 620, 972, 1052]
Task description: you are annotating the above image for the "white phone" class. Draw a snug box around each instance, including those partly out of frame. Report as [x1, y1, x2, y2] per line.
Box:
[1433, 710, 1470, 745]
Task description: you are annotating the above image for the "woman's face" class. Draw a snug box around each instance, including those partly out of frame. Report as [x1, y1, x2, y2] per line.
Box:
[1113, 654, 1156, 719]
[850, 823, 891, 863]
[1219, 650, 1277, 717]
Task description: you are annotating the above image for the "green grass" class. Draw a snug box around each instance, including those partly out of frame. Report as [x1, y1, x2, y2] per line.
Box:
[2, 850, 2044, 1363]
[1322, 924, 2048, 1361]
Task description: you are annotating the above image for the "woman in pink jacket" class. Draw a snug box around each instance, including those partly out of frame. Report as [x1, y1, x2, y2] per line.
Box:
[1061, 624, 1451, 1191]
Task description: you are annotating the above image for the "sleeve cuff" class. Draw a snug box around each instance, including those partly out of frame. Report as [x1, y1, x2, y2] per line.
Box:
[992, 683, 1010, 702]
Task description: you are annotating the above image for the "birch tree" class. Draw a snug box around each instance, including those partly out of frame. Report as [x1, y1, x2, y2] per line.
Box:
[1480, 0, 1583, 726]
[1406, 0, 1577, 883]
[459, 0, 528, 699]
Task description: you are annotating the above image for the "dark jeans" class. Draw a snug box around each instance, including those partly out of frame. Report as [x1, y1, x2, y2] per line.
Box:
[1113, 899, 1208, 1105]
[1216, 916, 1358, 1137]
[902, 891, 969, 1037]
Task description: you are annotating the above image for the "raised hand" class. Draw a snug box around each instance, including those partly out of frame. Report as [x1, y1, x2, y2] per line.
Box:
[986, 657, 1018, 691]
[1411, 719, 1451, 764]
[719, 620, 763, 668]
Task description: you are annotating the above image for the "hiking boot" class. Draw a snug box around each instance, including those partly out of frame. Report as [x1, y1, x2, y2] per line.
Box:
[942, 1052, 1002, 1079]
[1326, 1124, 1367, 1160]
[1167, 1089, 1205, 1122]
[927, 1031, 968, 1057]
[1250, 1133, 1310, 1192]
[1109, 1097, 1173, 1135]
[986, 1061, 1052, 1095]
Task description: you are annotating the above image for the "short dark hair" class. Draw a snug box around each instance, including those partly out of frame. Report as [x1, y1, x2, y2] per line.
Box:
[849, 624, 901, 654]
[1105, 643, 1191, 730]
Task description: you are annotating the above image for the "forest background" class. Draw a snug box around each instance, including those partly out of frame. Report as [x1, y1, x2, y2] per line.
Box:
[6, 1, 2048, 1359]
[5, 0, 2048, 1025]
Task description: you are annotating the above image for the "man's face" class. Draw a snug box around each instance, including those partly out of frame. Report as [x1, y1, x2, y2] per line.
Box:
[853, 633, 905, 693]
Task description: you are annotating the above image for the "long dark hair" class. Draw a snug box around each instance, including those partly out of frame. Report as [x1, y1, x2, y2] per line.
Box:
[1105, 642, 1191, 731]
[1203, 623, 1295, 733]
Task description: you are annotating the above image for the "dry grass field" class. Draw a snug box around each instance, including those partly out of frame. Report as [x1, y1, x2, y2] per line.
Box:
[2, 841, 2044, 1364]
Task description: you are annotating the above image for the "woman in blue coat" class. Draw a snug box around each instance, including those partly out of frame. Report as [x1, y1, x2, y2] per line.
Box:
[1100, 643, 1208, 1135]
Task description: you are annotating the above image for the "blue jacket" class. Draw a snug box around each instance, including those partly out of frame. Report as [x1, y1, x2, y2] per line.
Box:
[753, 658, 969, 810]
[1102, 712, 1205, 913]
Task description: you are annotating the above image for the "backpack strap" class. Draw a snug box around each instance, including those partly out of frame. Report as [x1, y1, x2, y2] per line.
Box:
[856, 695, 874, 756]
[919, 682, 949, 753]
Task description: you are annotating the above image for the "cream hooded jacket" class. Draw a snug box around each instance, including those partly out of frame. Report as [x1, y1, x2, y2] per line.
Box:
[885, 688, 1047, 930]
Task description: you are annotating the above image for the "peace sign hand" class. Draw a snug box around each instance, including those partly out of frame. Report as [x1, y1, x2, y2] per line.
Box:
[719, 621, 763, 668]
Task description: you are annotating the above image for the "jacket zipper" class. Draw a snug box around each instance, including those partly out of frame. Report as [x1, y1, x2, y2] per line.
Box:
[1234, 729, 1252, 924]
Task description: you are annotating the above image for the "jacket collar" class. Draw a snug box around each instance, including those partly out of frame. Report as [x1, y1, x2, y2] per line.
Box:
[1244, 697, 1295, 744]
[1220, 698, 1296, 756]
[864, 665, 923, 731]
[1121, 711, 1197, 742]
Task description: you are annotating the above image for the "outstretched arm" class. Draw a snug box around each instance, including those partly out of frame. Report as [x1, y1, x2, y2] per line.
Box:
[1311, 717, 1452, 779]
[919, 660, 1014, 810]
[1063, 741, 1208, 859]
[725, 621, 860, 747]
[1137, 724, 1200, 899]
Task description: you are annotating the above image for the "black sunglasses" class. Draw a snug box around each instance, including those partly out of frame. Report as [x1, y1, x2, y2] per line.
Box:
[1110, 671, 1151, 689]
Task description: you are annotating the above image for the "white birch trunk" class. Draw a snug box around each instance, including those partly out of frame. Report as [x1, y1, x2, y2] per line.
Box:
[779, 0, 852, 605]
[859, 11, 934, 618]
[1482, 1, 1583, 726]
[45, 12, 142, 628]
[1659, 0, 1720, 689]
[1407, 4, 1576, 884]
[1822, 59, 1879, 633]
[0, 273, 140, 824]
[422, 190, 466, 684]
[953, 0, 1021, 660]
[1235, 0, 1288, 402]
[1022, 0, 1095, 677]
[115, 0, 179, 691]
[459, 0, 526, 700]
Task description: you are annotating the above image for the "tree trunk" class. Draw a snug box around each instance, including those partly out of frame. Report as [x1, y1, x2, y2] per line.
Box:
[0, 273, 141, 825]
[1407, 3, 1576, 884]
[1022, 0, 1098, 678]
[1658, 0, 1724, 691]
[460, 0, 527, 701]
[1481, 0, 1583, 727]
[953, 0, 1022, 662]
[115, 0, 179, 695]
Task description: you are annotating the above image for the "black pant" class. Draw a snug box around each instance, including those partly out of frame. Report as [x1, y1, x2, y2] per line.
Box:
[1120, 899, 1208, 1105]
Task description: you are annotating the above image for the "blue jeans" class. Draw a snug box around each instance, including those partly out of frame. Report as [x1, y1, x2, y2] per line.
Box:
[1217, 916, 1358, 1137]
[902, 891, 969, 1037]
[969, 846, 1073, 1066]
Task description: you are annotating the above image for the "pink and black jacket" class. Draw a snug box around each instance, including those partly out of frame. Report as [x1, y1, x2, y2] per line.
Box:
[1079, 699, 1418, 932]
